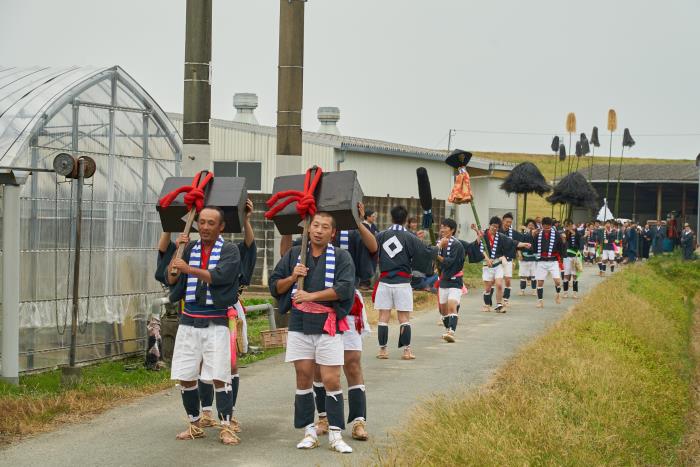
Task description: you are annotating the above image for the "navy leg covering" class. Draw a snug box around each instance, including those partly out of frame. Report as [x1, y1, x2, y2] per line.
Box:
[442, 315, 450, 329]
[326, 390, 345, 430]
[520, 279, 527, 290]
[573, 280, 579, 292]
[483, 291, 492, 306]
[555, 286, 561, 294]
[215, 384, 234, 423]
[347, 385, 367, 423]
[198, 380, 214, 411]
[313, 382, 327, 416]
[398, 323, 412, 348]
[294, 389, 315, 428]
[531, 279, 537, 290]
[230, 374, 240, 410]
[378, 323, 388, 347]
[537, 287, 544, 300]
[448, 314, 458, 332]
[504, 287, 511, 300]
[181, 384, 201, 422]
[563, 280, 569, 291]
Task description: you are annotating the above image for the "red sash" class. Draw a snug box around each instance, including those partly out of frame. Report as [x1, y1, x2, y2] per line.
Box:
[294, 301, 349, 336]
[372, 270, 412, 302]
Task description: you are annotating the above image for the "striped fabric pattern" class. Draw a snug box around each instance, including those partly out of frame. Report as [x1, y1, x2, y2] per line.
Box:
[480, 231, 499, 259]
[339, 230, 350, 250]
[185, 235, 224, 305]
[291, 243, 335, 297]
[537, 227, 557, 258]
[390, 224, 406, 231]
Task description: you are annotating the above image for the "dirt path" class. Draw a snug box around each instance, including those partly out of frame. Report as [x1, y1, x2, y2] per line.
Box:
[0, 268, 601, 467]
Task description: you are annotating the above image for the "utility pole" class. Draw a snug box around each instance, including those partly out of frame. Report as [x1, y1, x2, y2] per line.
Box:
[182, 0, 212, 175]
[276, 0, 305, 177]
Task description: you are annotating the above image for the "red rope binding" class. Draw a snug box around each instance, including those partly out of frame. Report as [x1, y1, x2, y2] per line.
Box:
[264, 167, 323, 220]
[158, 171, 214, 213]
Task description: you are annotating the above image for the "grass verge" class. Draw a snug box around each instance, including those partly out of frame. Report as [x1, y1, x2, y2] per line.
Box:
[0, 298, 281, 446]
[376, 256, 700, 465]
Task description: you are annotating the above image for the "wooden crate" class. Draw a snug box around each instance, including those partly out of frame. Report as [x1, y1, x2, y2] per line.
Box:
[260, 328, 288, 349]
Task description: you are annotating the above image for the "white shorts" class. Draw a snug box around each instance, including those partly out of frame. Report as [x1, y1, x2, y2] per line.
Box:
[343, 315, 363, 352]
[482, 265, 504, 282]
[535, 261, 561, 281]
[438, 287, 462, 304]
[584, 245, 596, 255]
[374, 282, 413, 312]
[171, 324, 231, 382]
[285, 331, 344, 366]
[519, 261, 536, 277]
[601, 249, 615, 261]
[563, 257, 574, 276]
[503, 260, 513, 278]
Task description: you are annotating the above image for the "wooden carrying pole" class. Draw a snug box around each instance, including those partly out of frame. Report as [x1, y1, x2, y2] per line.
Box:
[295, 166, 320, 290]
[170, 171, 213, 276]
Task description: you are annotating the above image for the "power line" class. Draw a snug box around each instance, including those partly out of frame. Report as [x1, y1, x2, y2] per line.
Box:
[453, 129, 700, 137]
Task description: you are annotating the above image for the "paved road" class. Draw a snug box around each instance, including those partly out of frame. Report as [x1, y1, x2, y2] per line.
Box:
[1, 268, 601, 467]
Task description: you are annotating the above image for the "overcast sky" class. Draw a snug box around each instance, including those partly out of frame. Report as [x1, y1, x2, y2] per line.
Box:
[2, 0, 699, 159]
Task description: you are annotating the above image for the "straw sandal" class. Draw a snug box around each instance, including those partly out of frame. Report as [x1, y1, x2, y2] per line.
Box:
[219, 425, 240, 445]
[175, 423, 205, 440]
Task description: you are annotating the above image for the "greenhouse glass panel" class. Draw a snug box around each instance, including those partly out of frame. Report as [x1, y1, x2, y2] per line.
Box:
[0, 66, 182, 372]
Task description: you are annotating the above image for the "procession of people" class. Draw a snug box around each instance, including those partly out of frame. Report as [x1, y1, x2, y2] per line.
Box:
[154, 165, 696, 456]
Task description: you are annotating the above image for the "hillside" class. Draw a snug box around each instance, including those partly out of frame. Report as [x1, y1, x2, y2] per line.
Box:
[473, 151, 692, 223]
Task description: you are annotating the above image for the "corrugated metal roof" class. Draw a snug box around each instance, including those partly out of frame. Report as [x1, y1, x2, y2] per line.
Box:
[170, 113, 514, 172]
[582, 163, 698, 183]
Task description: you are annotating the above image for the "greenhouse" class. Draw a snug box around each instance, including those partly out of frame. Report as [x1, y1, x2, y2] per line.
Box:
[0, 65, 182, 372]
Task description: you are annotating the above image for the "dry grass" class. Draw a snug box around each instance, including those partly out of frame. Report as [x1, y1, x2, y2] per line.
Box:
[474, 151, 692, 221]
[0, 306, 280, 446]
[376, 257, 700, 466]
[0, 359, 172, 445]
[679, 295, 700, 465]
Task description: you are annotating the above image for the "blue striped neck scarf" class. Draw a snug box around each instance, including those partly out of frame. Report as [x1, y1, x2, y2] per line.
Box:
[291, 243, 335, 296]
[390, 224, 406, 231]
[537, 227, 556, 257]
[480, 230, 499, 259]
[339, 230, 350, 250]
[438, 236, 455, 256]
[185, 236, 224, 305]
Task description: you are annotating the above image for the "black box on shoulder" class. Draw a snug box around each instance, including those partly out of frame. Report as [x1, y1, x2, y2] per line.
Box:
[157, 177, 247, 233]
[269, 170, 364, 235]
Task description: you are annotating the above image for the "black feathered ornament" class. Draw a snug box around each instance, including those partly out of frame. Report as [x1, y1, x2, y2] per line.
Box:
[580, 133, 590, 155]
[575, 141, 583, 157]
[622, 128, 635, 148]
[500, 162, 551, 224]
[500, 162, 551, 195]
[416, 167, 434, 230]
[551, 136, 560, 152]
[591, 127, 600, 147]
[559, 144, 566, 161]
[546, 172, 599, 209]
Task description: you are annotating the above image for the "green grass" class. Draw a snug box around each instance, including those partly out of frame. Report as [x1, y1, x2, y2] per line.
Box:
[462, 261, 484, 288]
[1, 295, 284, 444]
[0, 358, 170, 399]
[379, 256, 700, 466]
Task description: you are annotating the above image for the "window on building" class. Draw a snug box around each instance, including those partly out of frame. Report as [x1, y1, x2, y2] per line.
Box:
[213, 161, 262, 191]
